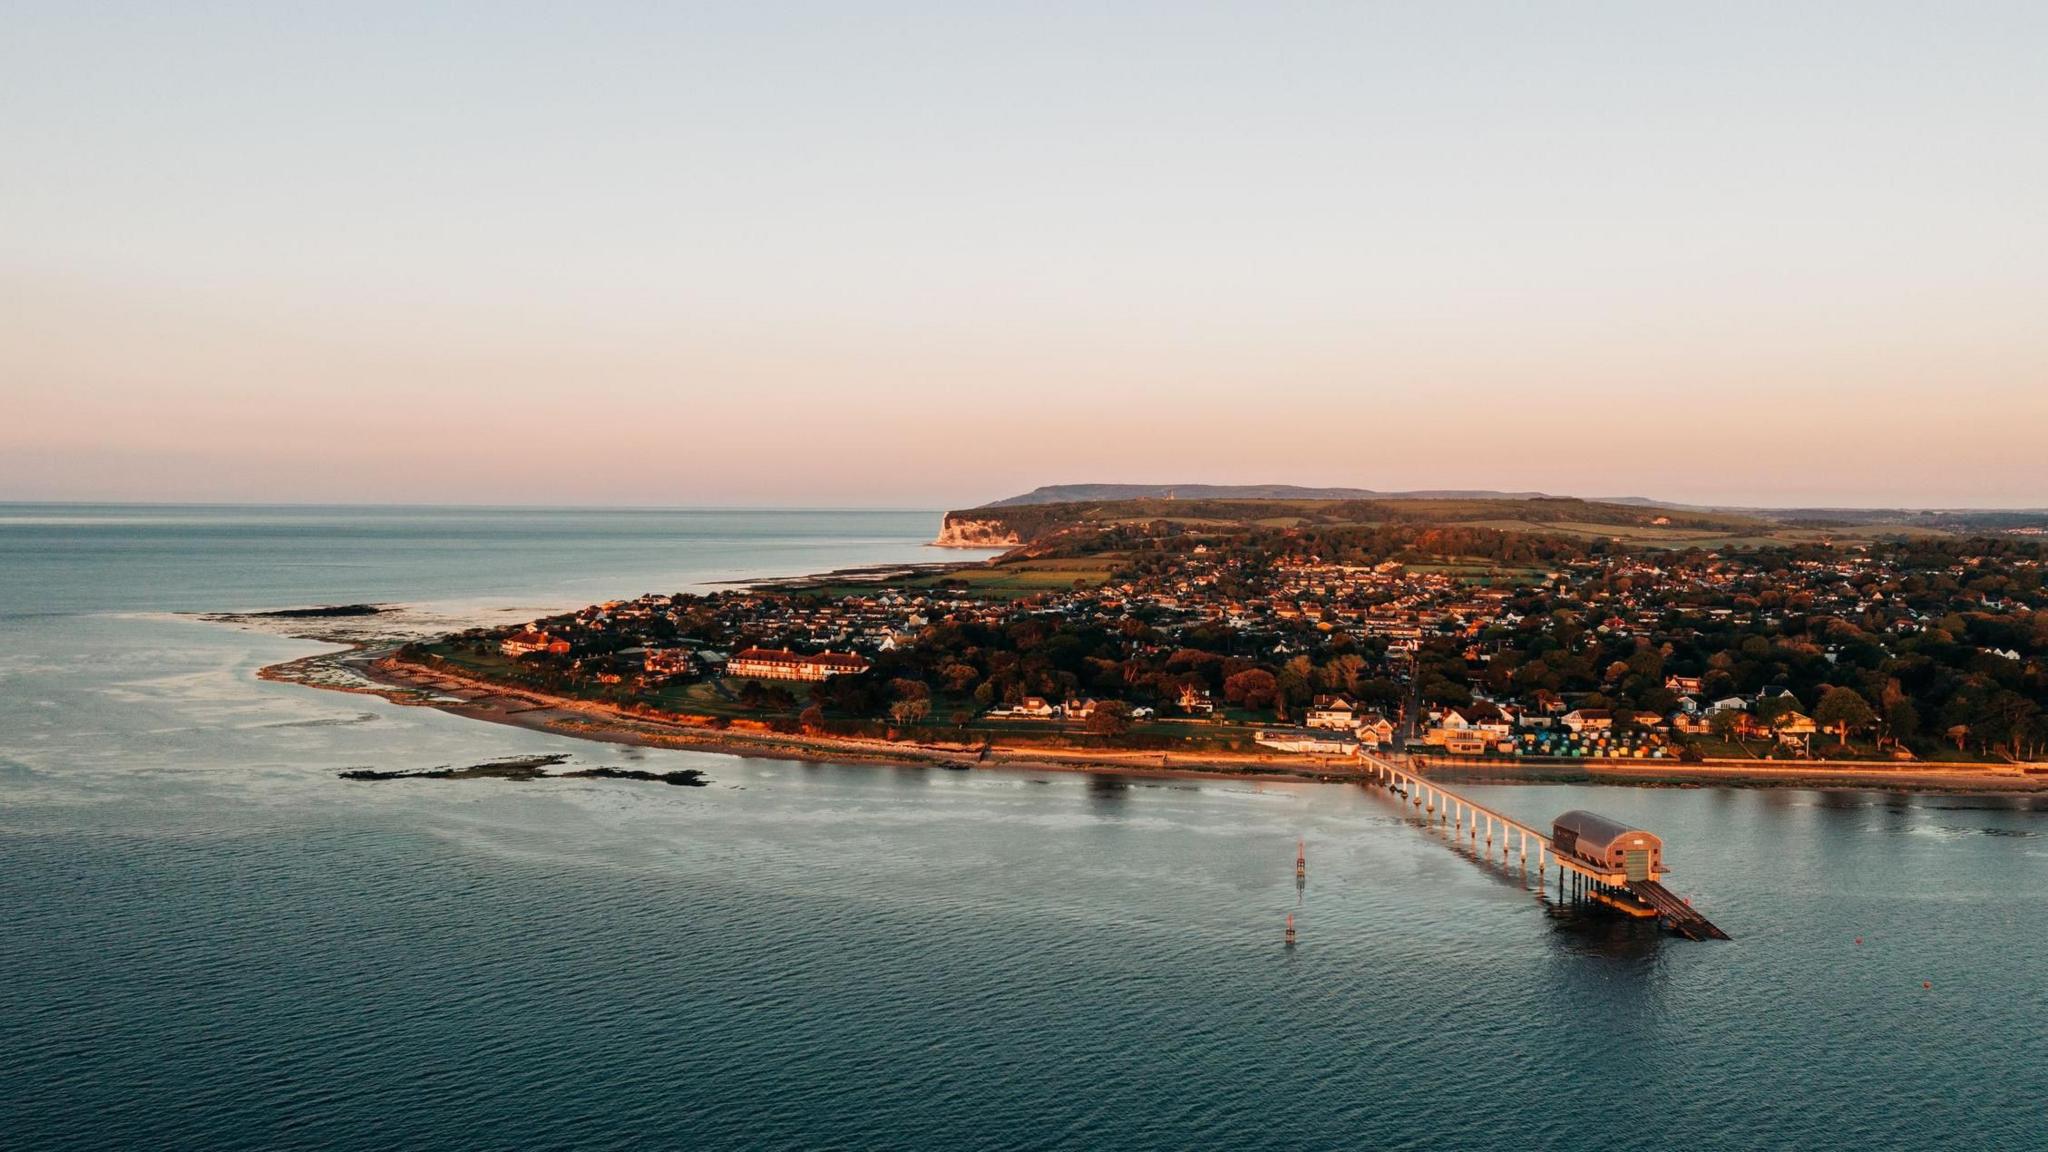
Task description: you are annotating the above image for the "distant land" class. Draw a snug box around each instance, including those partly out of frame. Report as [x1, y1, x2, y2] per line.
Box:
[982, 484, 1616, 506]
[937, 486, 2048, 548]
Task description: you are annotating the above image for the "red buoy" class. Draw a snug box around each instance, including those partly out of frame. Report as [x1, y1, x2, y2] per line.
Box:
[1855, 937, 1862, 945]
[1923, 981, 1932, 989]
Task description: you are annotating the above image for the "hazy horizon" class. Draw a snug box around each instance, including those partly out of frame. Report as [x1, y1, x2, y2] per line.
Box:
[6, 485, 2048, 513]
[8, 2, 2045, 508]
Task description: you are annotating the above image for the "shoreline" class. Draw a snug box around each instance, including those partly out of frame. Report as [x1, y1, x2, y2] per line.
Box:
[261, 647, 2048, 795]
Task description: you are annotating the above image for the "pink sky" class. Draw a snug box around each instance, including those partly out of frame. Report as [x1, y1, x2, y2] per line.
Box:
[6, 3, 2045, 508]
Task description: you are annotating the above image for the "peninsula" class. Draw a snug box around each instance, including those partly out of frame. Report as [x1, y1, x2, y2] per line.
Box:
[273, 492, 2048, 791]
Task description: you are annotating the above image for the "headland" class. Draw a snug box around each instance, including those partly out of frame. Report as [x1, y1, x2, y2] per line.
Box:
[255, 492, 2048, 793]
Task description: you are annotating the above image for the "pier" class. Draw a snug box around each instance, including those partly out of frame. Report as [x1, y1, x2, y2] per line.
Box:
[1359, 753, 1730, 940]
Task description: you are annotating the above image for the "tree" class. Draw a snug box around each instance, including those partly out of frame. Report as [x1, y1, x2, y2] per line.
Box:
[939, 662, 981, 693]
[889, 697, 930, 724]
[1813, 686, 1876, 747]
[1753, 694, 1796, 729]
[1084, 700, 1133, 736]
[1223, 669, 1280, 711]
[1980, 690, 2040, 761]
[1708, 709, 1742, 742]
[798, 704, 825, 733]
[1882, 698, 1920, 747]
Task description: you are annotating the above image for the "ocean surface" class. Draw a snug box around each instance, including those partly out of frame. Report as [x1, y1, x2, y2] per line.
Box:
[2, 504, 2044, 1151]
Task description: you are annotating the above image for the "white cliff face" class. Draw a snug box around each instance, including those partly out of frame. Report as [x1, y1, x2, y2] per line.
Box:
[933, 517, 1023, 547]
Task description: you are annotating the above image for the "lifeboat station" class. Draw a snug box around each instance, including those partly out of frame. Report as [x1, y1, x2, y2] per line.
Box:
[1361, 755, 1731, 940]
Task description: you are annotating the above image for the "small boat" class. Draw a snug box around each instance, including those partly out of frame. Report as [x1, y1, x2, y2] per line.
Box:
[1283, 913, 1297, 947]
[1295, 838, 1307, 878]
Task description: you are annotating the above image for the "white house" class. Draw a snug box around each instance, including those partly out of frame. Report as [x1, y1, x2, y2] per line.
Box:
[1305, 695, 1359, 730]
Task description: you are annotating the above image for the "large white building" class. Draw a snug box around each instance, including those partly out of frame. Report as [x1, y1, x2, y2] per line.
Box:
[726, 647, 871, 682]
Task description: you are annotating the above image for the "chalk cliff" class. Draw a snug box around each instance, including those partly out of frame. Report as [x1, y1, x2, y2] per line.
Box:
[933, 515, 1024, 548]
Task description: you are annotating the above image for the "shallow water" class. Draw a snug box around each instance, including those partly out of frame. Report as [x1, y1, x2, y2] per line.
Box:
[2, 506, 2044, 1150]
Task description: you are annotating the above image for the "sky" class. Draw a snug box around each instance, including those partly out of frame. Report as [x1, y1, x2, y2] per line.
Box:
[4, 1, 2045, 509]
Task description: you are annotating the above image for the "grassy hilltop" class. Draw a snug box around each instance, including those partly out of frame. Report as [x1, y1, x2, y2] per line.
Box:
[938, 495, 1932, 552]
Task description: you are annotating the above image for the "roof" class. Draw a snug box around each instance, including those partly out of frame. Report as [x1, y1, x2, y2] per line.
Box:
[730, 647, 869, 668]
[1552, 809, 1658, 855]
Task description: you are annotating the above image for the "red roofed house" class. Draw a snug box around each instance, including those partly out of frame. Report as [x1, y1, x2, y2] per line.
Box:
[501, 630, 571, 658]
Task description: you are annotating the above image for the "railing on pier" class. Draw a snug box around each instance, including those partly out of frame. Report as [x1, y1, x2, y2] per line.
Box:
[1356, 752, 1729, 940]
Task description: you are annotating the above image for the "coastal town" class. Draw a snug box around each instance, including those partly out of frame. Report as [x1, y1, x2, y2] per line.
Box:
[403, 513, 2048, 771]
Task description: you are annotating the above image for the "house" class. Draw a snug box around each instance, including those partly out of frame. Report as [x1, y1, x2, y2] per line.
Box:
[1355, 713, 1396, 749]
[1437, 732, 1491, 756]
[1774, 711, 1818, 737]
[501, 630, 570, 658]
[1177, 685, 1216, 716]
[1063, 698, 1098, 722]
[1665, 675, 1704, 695]
[726, 647, 871, 682]
[1305, 695, 1359, 730]
[1255, 729, 1358, 755]
[1705, 696, 1749, 715]
[1561, 708, 1614, 733]
[642, 647, 696, 678]
[1011, 696, 1060, 719]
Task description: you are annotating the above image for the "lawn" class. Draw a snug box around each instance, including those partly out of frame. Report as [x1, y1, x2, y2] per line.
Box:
[809, 556, 1126, 601]
[1401, 558, 1553, 584]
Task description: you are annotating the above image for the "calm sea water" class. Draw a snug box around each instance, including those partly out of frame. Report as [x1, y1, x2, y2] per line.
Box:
[2, 505, 2044, 1151]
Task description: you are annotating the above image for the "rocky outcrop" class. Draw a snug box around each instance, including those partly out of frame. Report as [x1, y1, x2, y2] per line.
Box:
[934, 515, 1024, 548]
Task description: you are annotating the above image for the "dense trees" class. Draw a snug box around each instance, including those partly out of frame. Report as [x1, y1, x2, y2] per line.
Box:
[463, 518, 2047, 762]
[1813, 687, 1876, 746]
[1084, 701, 1133, 735]
[1223, 669, 1280, 710]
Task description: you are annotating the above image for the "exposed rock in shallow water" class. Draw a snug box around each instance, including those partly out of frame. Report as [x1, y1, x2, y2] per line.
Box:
[339, 754, 706, 786]
[339, 754, 569, 782]
[562, 767, 709, 787]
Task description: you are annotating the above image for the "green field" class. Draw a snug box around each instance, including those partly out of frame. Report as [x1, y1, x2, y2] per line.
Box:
[799, 555, 1124, 600]
[1400, 558, 1554, 583]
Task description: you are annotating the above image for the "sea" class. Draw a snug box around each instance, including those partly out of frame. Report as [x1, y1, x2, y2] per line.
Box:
[2, 504, 2044, 1151]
